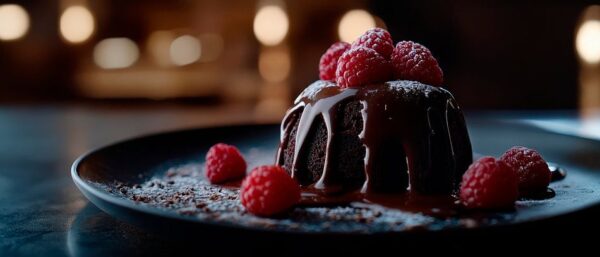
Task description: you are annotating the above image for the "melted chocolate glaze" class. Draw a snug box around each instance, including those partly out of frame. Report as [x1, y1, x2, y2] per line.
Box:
[520, 188, 556, 200]
[277, 80, 473, 195]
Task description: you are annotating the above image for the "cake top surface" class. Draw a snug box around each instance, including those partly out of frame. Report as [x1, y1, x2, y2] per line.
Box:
[294, 80, 337, 104]
[295, 79, 454, 106]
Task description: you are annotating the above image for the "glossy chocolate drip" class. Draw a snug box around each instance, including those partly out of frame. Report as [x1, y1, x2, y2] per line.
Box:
[520, 188, 556, 200]
[277, 80, 473, 196]
[292, 85, 356, 192]
[356, 83, 471, 194]
[548, 163, 567, 182]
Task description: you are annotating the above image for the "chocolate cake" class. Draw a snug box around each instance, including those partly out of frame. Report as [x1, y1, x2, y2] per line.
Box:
[277, 80, 472, 195]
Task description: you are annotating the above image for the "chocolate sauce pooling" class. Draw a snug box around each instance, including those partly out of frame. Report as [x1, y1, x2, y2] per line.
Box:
[548, 163, 567, 182]
[277, 80, 473, 196]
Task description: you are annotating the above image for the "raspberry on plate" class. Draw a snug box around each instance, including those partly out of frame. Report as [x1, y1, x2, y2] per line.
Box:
[351, 28, 394, 58]
[500, 146, 552, 195]
[335, 46, 392, 88]
[319, 42, 351, 81]
[460, 157, 519, 209]
[204, 143, 246, 184]
[391, 41, 444, 86]
[240, 165, 301, 216]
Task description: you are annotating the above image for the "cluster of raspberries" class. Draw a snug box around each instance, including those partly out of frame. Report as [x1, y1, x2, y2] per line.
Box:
[460, 146, 552, 209]
[318, 28, 444, 88]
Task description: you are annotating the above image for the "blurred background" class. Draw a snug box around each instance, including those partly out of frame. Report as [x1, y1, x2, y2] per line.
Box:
[0, 0, 599, 123]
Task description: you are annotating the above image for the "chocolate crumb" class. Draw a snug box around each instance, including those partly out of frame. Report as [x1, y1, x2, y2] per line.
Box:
[166, 169, 177, 177]
[177, 208, 198, 215]
[90, 163, 471, 233]
[132, 195, 150, 203]
[460, 218, 478, 228]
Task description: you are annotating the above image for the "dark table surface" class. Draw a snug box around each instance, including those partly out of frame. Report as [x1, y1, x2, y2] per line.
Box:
[1, 106, 600, 256]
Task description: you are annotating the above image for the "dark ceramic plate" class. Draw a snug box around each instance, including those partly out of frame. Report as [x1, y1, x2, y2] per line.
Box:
[71, 117, 600, 241]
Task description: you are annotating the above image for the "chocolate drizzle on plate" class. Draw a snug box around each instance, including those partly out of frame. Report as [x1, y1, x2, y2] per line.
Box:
[548, 163, 567, 182]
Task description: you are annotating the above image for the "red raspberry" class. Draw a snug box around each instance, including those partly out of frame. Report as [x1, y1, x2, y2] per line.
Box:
[500, 146, 551, 194]
[460, 157, 519, 209]
[335, 46, 392, 88]
[351, 28, 394, 58]
[240, 165, 300, 216]
[391, 41, 444, 86]
[204, 143, 246, 184]
[319, 42, 351, 81]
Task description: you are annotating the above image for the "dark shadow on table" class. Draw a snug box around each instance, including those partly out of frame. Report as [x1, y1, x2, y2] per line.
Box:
[67, 204, 177, 257]
[68, 202, 600, 256]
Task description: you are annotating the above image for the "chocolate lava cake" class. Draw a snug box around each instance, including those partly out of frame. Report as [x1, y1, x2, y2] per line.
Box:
[277, 80, 472, 195]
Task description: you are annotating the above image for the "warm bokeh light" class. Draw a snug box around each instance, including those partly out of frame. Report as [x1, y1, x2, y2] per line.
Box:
[576, 20, 600, 64]
[258, 47, 291, 82]
[147, 30, 176, 67]
[338, 9, 376, 43]
[580, 68, 600, 110]
[0, 4, 29, 41]
[198, 34, 224, 62]
[170, 35, 202, 66]
[93, 38, 139, 69]
[60, 6, 95, 43]
[580, 68, 600, 140]
[255, 96, 289, 121]
[253, 5, 289, 46]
